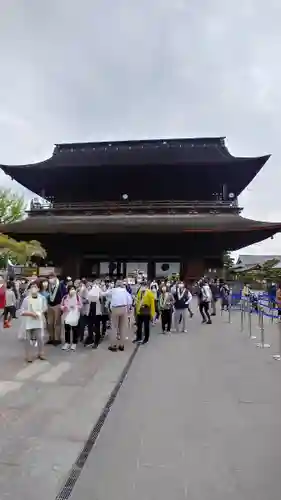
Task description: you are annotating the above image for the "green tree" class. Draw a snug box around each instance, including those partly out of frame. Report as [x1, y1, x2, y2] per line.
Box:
[223, 251, 235, 269]
[0, 235, 46, 268]
[0, 190, 46, 268]
[0, 189, 26, 224]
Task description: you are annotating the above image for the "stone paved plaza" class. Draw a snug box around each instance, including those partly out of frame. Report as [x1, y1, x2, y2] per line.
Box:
[0, 321, 135, 499]
[0, 309, 280, 499]
[70, 310, 281, 500]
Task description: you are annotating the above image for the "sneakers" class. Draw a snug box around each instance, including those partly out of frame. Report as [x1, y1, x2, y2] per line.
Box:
[62, 343, 77, 351]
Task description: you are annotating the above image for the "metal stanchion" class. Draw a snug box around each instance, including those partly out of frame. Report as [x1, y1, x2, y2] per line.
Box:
[273, 317, 281, 361]
[248, 305, 256, 340]
[240, 300, 244, 332]
[227, 292, 232, 324]
[256, 307, 270, 348]
[243, 298, 247, 320]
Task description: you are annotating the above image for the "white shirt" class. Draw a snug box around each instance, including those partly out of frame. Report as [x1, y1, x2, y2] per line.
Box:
[107, 287, 132, 308]
[88, 285, 102, 315]
[21, 295, 47, 330]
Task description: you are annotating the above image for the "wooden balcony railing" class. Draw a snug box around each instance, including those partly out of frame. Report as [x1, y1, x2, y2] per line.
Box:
[27, 199, 241, 216]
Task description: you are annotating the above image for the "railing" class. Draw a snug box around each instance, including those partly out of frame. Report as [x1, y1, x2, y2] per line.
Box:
[27, 199, 241, 216]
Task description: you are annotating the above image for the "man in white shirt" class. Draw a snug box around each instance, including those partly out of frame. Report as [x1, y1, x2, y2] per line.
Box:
[106, 281, 132, 352]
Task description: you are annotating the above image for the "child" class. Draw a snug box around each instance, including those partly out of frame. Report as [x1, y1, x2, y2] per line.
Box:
[21, 283, 47, 363]
[4, 282, 16, 328]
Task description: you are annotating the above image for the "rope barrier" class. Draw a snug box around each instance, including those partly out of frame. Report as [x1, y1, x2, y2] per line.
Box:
[225, 292, 280, 360]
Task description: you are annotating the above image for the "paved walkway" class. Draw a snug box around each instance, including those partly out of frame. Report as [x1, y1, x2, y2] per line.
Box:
[70, 311, 281, 500]
[0, 321, 135, 499]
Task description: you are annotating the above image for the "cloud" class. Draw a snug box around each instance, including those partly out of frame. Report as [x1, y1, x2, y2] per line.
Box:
[0, 0, 281, 253]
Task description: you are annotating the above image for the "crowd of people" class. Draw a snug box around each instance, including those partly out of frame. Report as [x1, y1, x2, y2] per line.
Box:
[0, 273, 232, 363]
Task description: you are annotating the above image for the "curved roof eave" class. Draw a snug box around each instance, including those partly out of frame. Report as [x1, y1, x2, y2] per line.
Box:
[1, 214, 281, 234]
[0, 156, 53, 174]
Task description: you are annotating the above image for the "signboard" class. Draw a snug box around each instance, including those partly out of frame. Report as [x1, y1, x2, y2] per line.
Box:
[39, 267, 60, 276]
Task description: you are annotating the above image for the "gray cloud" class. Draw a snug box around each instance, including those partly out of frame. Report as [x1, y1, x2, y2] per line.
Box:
[0, 0, 281, 254]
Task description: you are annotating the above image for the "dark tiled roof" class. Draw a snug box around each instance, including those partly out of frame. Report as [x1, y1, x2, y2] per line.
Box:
[0, 137, 270, 200]
[0, 137, 270, 170]
[1, 214, 281, 233]
[236, 254, 281, 266]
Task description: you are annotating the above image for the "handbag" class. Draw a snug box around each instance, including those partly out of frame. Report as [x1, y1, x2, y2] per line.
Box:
[139, 291, 151, 315]
[64, 308, 80, 327]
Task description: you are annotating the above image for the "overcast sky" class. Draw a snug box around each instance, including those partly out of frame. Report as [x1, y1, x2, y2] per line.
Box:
[0, 0, 280, 257]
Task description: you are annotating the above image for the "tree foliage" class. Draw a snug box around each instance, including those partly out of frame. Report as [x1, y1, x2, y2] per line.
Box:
[0, 189, 46, 267]
[0, 189, 26, 224]
[0, 234, 46, 266]
[0, 235, 47, 268]
[223, 251, 235, 269]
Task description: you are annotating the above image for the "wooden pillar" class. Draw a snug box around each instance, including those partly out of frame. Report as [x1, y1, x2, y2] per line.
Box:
[62, 254, 81, 279]
[147, 261, 155, 280]
[181, 258, 205, 284]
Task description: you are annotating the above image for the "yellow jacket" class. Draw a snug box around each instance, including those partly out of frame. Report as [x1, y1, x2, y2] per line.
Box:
[135, 288, 155, 318]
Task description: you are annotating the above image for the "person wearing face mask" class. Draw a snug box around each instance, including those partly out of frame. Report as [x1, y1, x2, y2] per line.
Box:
[0, 276, 6, 317]
[150, 280, 159, 323]
[84, 281, 102, 348]
[47, 273, 67, 346]
[3, 282, 16, 328]
[61, 286, 82, 351]
[173, 282, 192, 333]
[77, 279, 90, 342]
[39, 279, 50, 300]
[134, 281, 155, 344]
[158, 285, 174, 333]
[21, 284, 47, 363]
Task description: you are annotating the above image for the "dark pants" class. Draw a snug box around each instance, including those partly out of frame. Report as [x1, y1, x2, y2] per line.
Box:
[199, 302, 211, 322]
[79, 313, 105, 343]
[101, 314, 108, 336]
[79, 314, 88, 342]
[154, 299, 159, 320]
[136, 314, 150, 342]
[65, 324, 79, 344]
[84, 303, 100, 346]
[161, 309, 172, 332]
[4, 306, 15, 322]
[88, 314, 102, 347]
[187, 304, 193, 318]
